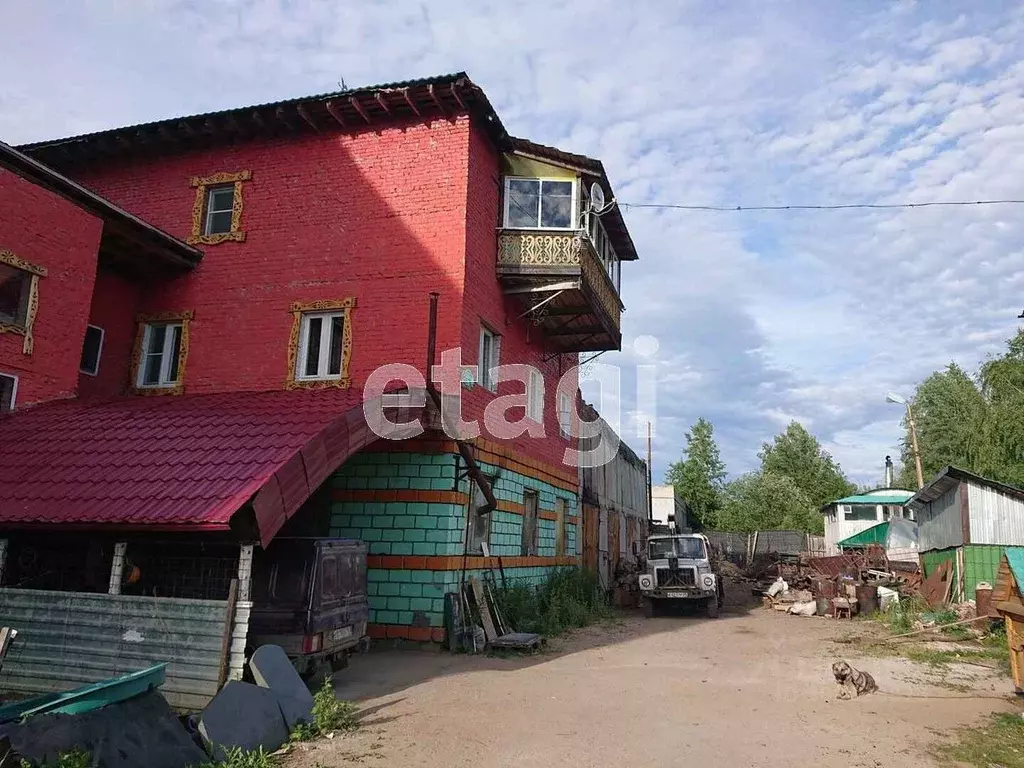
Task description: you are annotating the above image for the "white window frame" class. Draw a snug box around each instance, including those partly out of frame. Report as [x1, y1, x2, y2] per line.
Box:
[526, 368, 544, 422]
[136, 322, 183, 388]
[0, 371, 18, 412]
[295, 311, 345, 382]
[204, 186, 235, 236]
[79, 324, 105, 376]
[478, 325, 500, 392]
[502, 177, 577, 230]
[558, 392, 572, 436]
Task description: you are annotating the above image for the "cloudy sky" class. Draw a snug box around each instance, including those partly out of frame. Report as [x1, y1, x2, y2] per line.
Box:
[3, 1, 1023, 485]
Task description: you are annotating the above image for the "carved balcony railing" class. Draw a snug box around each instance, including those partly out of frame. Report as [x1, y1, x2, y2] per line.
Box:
[497, 230, 622, 352]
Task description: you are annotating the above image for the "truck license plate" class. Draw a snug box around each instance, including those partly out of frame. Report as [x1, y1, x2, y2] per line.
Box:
[666, 591, 688, 598]
[331, 626, 353, 641]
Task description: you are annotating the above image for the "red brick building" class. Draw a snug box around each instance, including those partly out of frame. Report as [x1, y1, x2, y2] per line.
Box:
[0, 73, 638, 648]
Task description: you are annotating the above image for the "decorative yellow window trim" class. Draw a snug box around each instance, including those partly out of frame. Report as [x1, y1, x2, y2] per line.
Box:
[285, 298, 356, 390]
[129, 310, 194, 396]
[187, 170, 252, 245]
[0, 249, 48, 356]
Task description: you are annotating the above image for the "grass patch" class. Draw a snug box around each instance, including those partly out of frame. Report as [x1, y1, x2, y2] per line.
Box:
[290, 677, 359, 741]
[196, 747, 277, 768]
[904, 646, 1007, 667]
[20, 751, 91, 768]
[938, 713, 1024, 767]
[494, 568, 610, 638]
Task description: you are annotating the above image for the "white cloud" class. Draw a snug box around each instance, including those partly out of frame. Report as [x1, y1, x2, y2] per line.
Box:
[3, 1, 1023, 485]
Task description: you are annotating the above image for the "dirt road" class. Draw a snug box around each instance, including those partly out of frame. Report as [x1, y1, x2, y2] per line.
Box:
[290, 607, 1014, 768]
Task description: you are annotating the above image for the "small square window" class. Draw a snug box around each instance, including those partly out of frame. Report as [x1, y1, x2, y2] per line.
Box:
[79, 325, 105, 376]
[204, 186, 235, 235]
[478, 326, 500, 392]
[0, 263, 31, 328]
[0, 373, 17, 412]
[504, 178, 575, 229]
[526, 368, 544, 422]
[296, 312, 345, 381]
[137, 322, 183, 388]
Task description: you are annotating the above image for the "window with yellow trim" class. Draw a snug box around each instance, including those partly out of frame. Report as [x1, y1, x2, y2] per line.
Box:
[285, 299, 355, 389]
[129, 311, 192, 395]
[0, 249, 47, 355]
[187, 171, 251, 245]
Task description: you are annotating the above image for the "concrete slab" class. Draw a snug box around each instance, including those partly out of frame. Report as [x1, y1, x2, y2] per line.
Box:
[250, 644, 314, 729]
[199, 681, 289, 759]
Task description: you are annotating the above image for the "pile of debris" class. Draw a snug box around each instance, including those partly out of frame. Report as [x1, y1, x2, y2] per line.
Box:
[0, 634, 324, 768]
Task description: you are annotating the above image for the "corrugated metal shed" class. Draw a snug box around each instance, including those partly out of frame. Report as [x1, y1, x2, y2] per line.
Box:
[0, 589, 249, 711]
[968, 483, 1024, 546]
[916, 484, 964, 552]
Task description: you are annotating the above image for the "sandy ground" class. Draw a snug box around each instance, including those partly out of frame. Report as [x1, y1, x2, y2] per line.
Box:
[287, 603, 1017, 768]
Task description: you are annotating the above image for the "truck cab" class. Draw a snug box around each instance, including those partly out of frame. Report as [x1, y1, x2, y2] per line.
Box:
[638, 533, 722, 618]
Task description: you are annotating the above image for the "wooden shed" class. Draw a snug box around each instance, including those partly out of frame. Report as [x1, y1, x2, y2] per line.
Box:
[992, 547, 1024, 694]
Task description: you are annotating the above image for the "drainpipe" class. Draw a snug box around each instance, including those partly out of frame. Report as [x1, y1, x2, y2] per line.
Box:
[425, 293, 497, 517]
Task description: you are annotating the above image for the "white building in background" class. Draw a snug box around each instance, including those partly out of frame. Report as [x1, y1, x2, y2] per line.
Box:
[651, 485, 690, 532]
[819, 488, 916, 555]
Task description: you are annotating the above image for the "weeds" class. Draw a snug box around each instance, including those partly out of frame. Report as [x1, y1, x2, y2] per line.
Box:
[195, 746, 276, 768]
[290, 677, 359, 741]
[20, 751, 91, 768]
[494, 568, 610, 637]
[938, 713, 1024, 768]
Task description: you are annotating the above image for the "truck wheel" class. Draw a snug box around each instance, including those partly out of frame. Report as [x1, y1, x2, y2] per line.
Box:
[706, 596, 720, 619]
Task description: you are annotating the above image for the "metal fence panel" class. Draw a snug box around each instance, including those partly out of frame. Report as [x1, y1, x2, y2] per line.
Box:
[0, 588, 239, 711]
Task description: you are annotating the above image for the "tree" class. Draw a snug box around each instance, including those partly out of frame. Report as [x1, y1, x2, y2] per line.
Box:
[758, 422, 855, 508]
[717, 471, 822, 534]
[895, 363, 987, 489]
[665, 418, 726, 530]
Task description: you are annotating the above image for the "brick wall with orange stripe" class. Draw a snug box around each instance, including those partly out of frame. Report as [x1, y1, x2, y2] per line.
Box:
[329, 447, 581, 640]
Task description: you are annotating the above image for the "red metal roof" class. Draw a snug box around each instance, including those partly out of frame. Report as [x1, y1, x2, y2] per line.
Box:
[0, 390, 400, 544]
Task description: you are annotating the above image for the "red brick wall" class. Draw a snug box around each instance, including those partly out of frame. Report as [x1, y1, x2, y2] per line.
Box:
[77, 268, 142, 398]
[0, 167, 103, 406]
[72, 117, 471, 395]
[459, 122, 577, 468]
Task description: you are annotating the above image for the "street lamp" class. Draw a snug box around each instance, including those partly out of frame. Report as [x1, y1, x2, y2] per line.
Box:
[886, 392, 924, 490]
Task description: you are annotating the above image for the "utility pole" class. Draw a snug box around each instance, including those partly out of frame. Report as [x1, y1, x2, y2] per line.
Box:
[906, 404, 925, 490]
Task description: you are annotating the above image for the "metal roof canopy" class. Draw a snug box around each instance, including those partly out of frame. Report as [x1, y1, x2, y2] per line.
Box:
[907, 465, 1024, 509]
[0, 140, 200, 273]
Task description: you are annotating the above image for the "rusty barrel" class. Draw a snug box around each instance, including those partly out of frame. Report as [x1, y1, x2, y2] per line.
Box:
[856, 583, 879, 615]
[976, 582, 994, 618]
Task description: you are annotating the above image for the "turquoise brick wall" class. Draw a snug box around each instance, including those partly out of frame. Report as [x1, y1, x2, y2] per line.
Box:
[330, 451, 581, 631]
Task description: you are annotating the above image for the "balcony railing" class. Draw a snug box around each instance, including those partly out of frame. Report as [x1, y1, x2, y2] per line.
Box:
[497, 230, 621, 329]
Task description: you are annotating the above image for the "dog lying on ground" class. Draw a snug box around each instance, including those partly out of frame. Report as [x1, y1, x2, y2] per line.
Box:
[832, 660, 877, 699]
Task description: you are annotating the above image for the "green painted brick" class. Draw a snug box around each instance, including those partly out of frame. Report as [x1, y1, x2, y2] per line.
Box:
[389, 569, 412, 583]
[401, 465, 424, 478]
[387, 596, 411, 611]
[368, 595, 388, 611]
[407, 502, 429, 516]
[409, 477, 433, 490]
[408, 597, 433, 612]
[336, 527, 361, 540]
[391, 542, 413, 555]
[413, 542, 437, 555]
[393, 515, 416, 529]
[425, 530, 450, 543]
[366, 582, 379, 596]
[420, 584, 446, 599]
[367, 478, 390, 490]
[360, 528, 382, 542]
[382, 529, 404, 542]
[418, 465, 442, 478]
[388, 453, 411, 464]
[389, 477, 411, 489]
[431, 598, 446, 613]
[416, 516, 437, 529]
[430, 612, 444, 627]
[367, 569, 388, 582]
[376, 464, 398, 477]
[351, 515, 372, 528]
[398, 611, 415, 625]
[430, 478, 452, 491]
[373, 515, 395, 529]
[376, 610, 399, 624]
[369, 542, 391, 555]
[436, 516, 460, 530]
[404, 529, 426, 542]
[356, 465, 377, 477]
[410, 571, 438, 583]
[400, 583, 423, 597]
[345, 477, 368, 489]
[378, 582, 401, 596]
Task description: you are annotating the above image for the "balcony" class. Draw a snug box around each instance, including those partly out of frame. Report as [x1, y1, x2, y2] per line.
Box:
[497, 230, 623, 352]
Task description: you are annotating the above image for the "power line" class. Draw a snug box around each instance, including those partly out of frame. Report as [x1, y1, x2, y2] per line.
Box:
[618, 198, 1024, 212]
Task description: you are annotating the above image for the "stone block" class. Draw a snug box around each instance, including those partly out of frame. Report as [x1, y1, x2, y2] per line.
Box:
[199, 681, 289, 759]
[249, 645, 315, 731]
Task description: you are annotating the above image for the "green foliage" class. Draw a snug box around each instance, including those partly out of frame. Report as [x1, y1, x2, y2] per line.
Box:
[717, 470, 822, 533]
[664, 418, 726, 530]
[758, 422, 855, 509]
[20, 751, 91, 768]
[938, 712, 1024, 768]
[195, 746, 276, 768]
[290, 677, 359, 741]
[494, 568, 609, 637]
[898, 332, 1024, 489]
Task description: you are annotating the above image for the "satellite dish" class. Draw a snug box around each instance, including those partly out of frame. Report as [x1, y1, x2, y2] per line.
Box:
[589, 182, 606, 211]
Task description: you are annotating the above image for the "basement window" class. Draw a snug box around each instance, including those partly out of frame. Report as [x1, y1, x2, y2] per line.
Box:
[138, 322, 183, 388]
[0, 372, 17, 412]
[0, 264, 30, 328]
[79, 325, 105, 376]
[297, 312, 345, 381]
[504, 178, 575, 229]
[204, 186, 235, 236]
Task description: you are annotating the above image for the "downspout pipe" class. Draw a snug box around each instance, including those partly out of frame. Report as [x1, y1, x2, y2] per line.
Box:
[425, 292, 497, 517]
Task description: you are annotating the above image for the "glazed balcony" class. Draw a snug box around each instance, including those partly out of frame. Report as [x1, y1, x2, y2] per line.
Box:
[496, 230, 623, 352]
